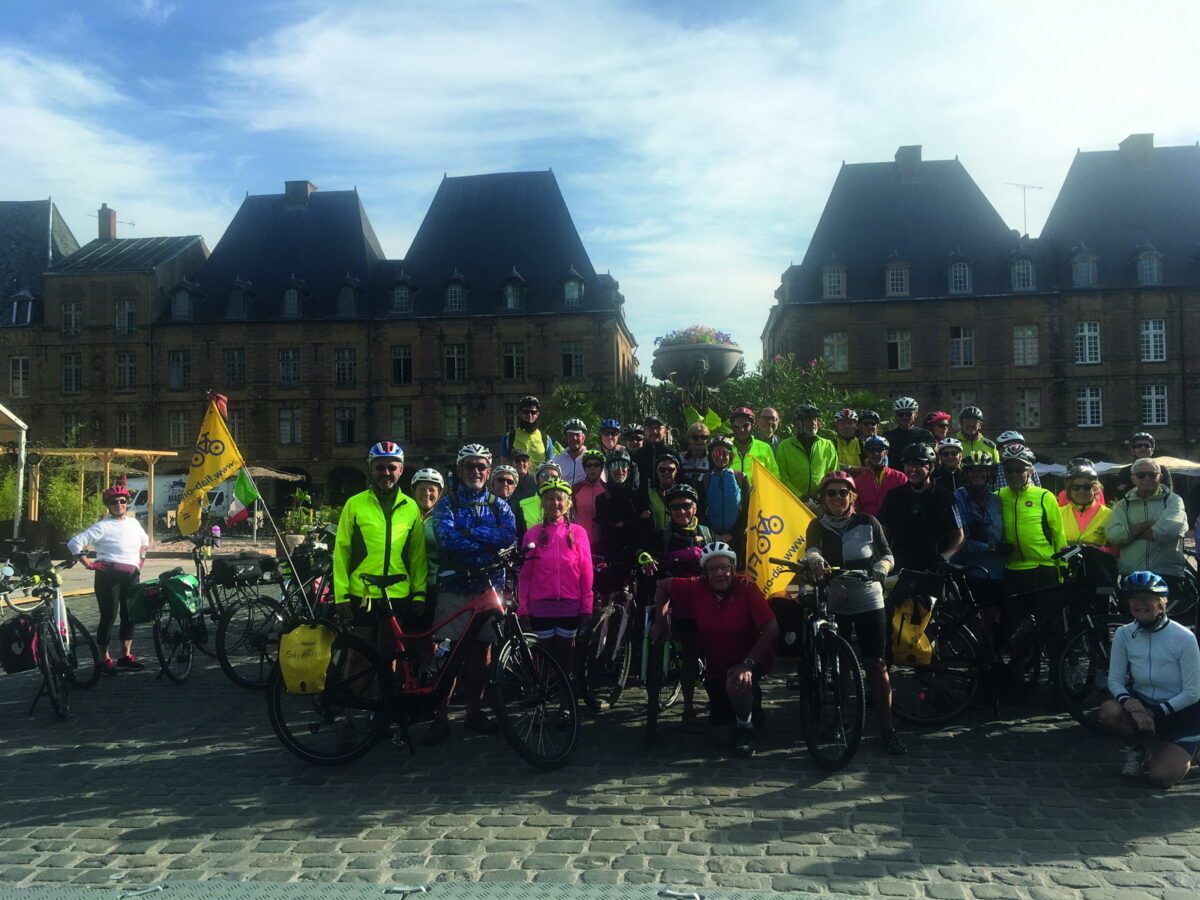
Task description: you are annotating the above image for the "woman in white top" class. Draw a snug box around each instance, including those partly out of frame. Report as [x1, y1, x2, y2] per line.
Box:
[67, 484, 149, 674]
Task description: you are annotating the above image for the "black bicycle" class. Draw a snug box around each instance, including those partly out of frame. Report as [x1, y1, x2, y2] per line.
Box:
[768, 557, 866, 770]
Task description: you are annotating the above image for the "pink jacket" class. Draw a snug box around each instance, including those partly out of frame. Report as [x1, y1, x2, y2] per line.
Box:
[518, 521, 594, 618]
[854, 467, 908, 518]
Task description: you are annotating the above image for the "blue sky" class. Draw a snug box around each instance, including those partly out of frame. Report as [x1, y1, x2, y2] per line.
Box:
[3, 0, 1198, 370]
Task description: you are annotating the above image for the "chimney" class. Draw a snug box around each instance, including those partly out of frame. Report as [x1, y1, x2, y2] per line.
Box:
[895, 145, 922, 180]
[98, 203, 117, 240]
[1119, 133, 1154, 166]
[284, 180, 317, 205]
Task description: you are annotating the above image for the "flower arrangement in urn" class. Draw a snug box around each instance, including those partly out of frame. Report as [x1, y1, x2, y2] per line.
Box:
[654, 325, 735, 347]
[651, 325, 743, 388]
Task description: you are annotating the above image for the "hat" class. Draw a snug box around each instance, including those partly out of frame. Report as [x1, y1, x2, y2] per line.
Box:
[644, 414, 665, 427]
[510, 447, 531, 459]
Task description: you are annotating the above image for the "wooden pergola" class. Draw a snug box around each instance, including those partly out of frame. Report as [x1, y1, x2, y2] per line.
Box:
[16, 448, 179, 543]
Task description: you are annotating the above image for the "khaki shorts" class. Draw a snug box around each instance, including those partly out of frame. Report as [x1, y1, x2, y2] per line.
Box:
[432, 590, 498, 644]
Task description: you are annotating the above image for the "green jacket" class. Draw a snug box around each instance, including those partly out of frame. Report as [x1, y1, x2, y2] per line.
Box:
[730, 437, 779, 484]
[333, 489, 427, 604]
[997, 485, 1066, 571]
[776, 435, 838, 500]
[957, 432, 999, 463]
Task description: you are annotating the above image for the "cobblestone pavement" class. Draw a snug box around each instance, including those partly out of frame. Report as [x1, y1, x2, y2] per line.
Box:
[1, 581, 1199, 899]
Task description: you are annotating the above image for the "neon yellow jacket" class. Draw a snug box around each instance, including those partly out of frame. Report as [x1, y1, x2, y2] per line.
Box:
[730, 437, 779, 484]
[997, 485, 1066, 571]
[776, 435, 839, 501]
[957, 432, 999, 463]
[333, 489, 427, 604]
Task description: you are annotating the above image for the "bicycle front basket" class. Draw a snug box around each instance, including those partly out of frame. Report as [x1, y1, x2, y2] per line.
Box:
[163, 572, 202, 617]
[10, 550, 52, 577]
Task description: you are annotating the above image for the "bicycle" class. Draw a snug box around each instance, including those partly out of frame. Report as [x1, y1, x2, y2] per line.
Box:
[579, 561, 637, 710]
[768, 557, 866, 770]
[889, 544, 1124, 727]
[265, 545, 579, 769]
[0, 557, 100, 717]
[215, 523, 333, 690]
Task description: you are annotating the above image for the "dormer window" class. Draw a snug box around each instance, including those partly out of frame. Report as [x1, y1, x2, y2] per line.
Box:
[391, 283, 412, 313]
[336, 285, 356, 317]
[562, 267, 584, 306]
[171, 289, 192, 320]
[1137, 249, 1163, 286]
[282, 286, 300, 318]
[445, 281, 465, 312]
[948, 261, 972, 295]
[885, 260, 909, 297]
[227, 288, 246, 319]
[1071, 252, 1098, 288]
[1012, 258, 1035, 292]
[9, 296, 32, 325]
[503, 268, 527, 310]
[822, 264, 846, 299]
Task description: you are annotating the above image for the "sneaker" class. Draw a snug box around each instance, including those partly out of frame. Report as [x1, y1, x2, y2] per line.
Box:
[731, 724, 756, 758]
[101, 658, 117, 677]
[881, 729, 909, 756]
[1120, 746, 1146, 777]
[116, 655, 144, 670]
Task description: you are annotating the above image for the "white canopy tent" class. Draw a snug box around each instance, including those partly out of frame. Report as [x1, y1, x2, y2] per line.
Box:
[0, 402, 28, 538]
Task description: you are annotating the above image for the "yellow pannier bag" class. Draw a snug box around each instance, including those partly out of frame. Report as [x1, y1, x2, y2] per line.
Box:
[279, 623, 336, 694]
[890, 595, 935, 666]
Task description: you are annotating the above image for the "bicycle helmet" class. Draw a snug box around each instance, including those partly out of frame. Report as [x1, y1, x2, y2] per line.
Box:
[663, 483, 699, 505]
[792, 403, 821, 420]
[962, 450, 993, 470]
[537, 477, 574, 497]
[893, 397, 919, 412]
[1120, 571, 1169, 596]
[1130, 431, 1155, 448]
[600, 418, 622, 432]
[729, 406, 755, 422]
[996, 430, 1024, 445]
[535, 460, 562, 477]
[858, 410, 881, 423]
[102, 484, 131, 502]
[605, 448, 631, 466]
[923, 410, 952, 426]
[699, 541, 737, 569]
[563, 417, 587, 434]
[937, 437, 963, 453]
[900, 442, 937, 465]
[367, 440, 404, 463]
[959, 405, 984, 421]
[491, 464, 518, 479]
[655, 451, 682, 469]
[644, 414, 666, 427]
[519, 395, 541, 410]
[1066, 461, 1099, 481]
[708, 435, 734, 453]
[581, 448, 605, 465]
[1000, 443, 1035, 468]
[621, 426, 644, 440]
[834, 407, 858, 422]
[863, 435, 890, 452]
[410, 467, 445, 489]
[817, 471, 856, 493]
[456, 443, 492, 465]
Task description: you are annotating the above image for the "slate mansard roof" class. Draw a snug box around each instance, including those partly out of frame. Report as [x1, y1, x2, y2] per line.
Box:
[188, 171, 622, 321]
[0, 198, 79, 297]
[1040, 134, 1200, 289]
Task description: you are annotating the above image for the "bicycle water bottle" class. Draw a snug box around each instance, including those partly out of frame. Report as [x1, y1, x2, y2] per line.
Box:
[211, 524, 222, 548]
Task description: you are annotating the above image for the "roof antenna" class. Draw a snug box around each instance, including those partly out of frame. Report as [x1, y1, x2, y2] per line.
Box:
[1004, 182, 1043, 236]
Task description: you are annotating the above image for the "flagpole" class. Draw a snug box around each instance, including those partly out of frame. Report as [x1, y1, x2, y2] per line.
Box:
[239, 467, 315, 617]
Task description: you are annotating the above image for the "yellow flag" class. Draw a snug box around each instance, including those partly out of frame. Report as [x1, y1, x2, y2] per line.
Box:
[744, 457, 817, 596]
[176, 400, 244, 536]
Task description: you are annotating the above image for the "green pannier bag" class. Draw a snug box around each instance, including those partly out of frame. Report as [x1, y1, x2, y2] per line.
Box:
[163, 572, 202, 617]
[127, 580, 167, 624]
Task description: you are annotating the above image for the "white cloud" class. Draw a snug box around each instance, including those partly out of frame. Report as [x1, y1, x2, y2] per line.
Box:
[127, 0, 178, 26]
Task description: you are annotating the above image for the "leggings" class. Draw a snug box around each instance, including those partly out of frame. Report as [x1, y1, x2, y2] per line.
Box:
[94, 568, 139, 646]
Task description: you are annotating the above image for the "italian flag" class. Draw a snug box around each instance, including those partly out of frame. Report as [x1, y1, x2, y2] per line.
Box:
[226, 470, 260, 526]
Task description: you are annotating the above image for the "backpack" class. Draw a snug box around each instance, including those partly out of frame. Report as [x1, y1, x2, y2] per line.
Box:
[0, 614, 37, 673]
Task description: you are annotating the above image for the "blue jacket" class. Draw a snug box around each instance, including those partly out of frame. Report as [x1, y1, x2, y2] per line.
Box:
[952, 487, 1004, 580]
[702, 468, 744, 534]
[431, 485, 517, 591]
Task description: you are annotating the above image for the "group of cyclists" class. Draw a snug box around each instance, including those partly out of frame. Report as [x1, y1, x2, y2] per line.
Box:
[61, 391, 1199, 782]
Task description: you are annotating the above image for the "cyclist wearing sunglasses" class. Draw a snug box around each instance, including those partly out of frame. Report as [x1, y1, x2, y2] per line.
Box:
[805, 471, 906, 755]
[1107, 458, 1189, 599]
[881, 397, 934, 461]
[572, 449, 608, 549]
[67, 483, 150, 674]
[1103, 432, 1174, 504]
[877, 441, 963, 573]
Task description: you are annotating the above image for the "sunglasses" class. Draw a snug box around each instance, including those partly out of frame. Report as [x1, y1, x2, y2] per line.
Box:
[462, 462, 489, 472]
[668, 503, 695, 511]
[493, 477, 515, 486]
[657, 467, 677, 474]
[823, 489, 850, 498]
[939, 449, 961, 456]
[896, 410, 914, 417]
[519, 408, 538, 414]
[106, 498, 128, 504]
[1069, 484, 1095, 491]
[1132, 471, 1158, 479]
[608, 461, 630, 468]
[690, 435, 708, 441]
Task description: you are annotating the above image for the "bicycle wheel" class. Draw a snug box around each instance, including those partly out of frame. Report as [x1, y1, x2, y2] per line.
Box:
[799, 630, 865, 771]
[217, 595, 291, 690]
[583, 615, 632, 708]
[66, 614, 100, 688]
[891, 620, 984, 726]
[660, 641, 683, 710]
[644, 638, 665, 746]
[266, 629, 391, 766]
[1056, 614, 1125, 734]
[37, 621, 70, 717]
[493, 638, 579, 769]
[189, 591, 220, 658]
[153, 606, 193, 683]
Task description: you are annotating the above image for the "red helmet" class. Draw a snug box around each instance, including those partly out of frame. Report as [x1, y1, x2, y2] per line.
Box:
[103, 484, 131, 502]
[923, 411, 952, 426]
[729, 406, 755, 423]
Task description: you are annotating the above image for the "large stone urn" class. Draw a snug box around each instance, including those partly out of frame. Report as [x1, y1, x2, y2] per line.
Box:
[651, 341, 744, 388]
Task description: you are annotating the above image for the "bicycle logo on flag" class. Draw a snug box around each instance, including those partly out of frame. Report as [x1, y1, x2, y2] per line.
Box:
[191, 431, 227, 469]
[754, 510, 784, 555]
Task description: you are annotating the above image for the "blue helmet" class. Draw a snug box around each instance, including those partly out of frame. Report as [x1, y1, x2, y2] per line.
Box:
[1120, 571, 1169, 596]
[863, 435, 890, 451]
[600, 418, 622, 432]
[367, 440, 404, 463]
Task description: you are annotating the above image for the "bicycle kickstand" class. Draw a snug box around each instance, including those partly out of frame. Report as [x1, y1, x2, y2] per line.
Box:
[27, 678, 47, 715]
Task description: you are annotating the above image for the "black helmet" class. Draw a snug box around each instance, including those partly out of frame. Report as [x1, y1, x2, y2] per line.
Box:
[900, 442, 936, 465]
[792, 403, 821, 420]
[663, 483, 699, 505]
[858, 410, 881, 423]
[605, 448, 631, 465]
[519, 395, 540, 410]
[959, 405, 984, 421]
[1131, 431, 1155, 448]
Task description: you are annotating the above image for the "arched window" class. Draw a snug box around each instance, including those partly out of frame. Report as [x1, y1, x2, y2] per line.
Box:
[282, 287, 300, 318]
[445, 282, 464, 311]
[336, 285, 356, 316]
[227, 288, 246, 318]
[1137, 250, 1163, 286]
[885, 261, 909, 297]
[948, 261, 972, 295]
[171, 289, 192, 320]
[1071, 253, 1097, 288]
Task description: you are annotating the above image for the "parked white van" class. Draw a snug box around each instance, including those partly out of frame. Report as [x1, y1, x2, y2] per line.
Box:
[127, 476, 232, 527]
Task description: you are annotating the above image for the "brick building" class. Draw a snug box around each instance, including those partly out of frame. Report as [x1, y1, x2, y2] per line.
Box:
[4, 173, 636, 505]
[762, 135, 1200, 463]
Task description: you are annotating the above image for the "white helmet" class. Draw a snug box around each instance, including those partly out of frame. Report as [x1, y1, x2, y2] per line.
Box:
[937, 438, 963, 452]
[456, 443, 493, 465]
[699, 541, 737, 569]
[410, 468, 444, 489]
[996, 430, 1024, 445]
[893, 397, 919, 411]
[491, 464, 518, 479]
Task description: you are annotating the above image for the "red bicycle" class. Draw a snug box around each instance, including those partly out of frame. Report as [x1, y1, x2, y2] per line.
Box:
[265, 546, 579, 769]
